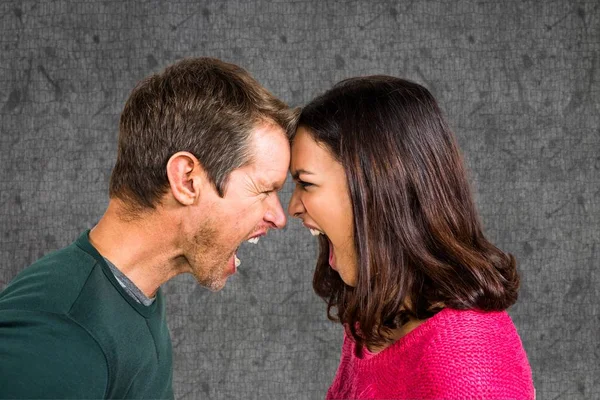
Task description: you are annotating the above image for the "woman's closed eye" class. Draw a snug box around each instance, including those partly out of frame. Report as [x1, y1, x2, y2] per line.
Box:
[296, 180, 313, 189]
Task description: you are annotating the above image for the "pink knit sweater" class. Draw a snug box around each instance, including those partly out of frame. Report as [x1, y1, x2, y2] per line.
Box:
[327, 308, 534, 399]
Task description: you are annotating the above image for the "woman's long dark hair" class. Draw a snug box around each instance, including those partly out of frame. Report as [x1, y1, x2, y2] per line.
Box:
[297, 76, 520, 350]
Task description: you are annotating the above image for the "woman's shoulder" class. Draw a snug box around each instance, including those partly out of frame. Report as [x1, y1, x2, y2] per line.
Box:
[340, 308, 521, 357]
[424, 308, 525, 355]
[412, 308, 535, 399]
[434, 307, 517, 332]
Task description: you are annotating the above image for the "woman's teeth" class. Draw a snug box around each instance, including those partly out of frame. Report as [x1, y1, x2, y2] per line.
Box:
[235, 254, 241, 267]
[247, 237, 260, 244]
[309, 228, 323, 236]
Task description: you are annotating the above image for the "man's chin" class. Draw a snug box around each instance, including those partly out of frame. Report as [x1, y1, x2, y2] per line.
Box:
[194, 275, 227, 292]
[190, 268, 229, 292]
[205, 279, 227, 292]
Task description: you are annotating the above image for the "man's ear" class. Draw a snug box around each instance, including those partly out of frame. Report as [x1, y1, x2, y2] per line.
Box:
[166, 152, 205, 206]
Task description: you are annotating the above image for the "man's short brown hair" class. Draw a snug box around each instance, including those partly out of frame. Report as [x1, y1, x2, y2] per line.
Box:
[109, 57, 297, 211]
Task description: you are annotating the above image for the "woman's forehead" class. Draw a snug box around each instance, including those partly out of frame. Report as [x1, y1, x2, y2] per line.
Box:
[291, 130, 332, 165]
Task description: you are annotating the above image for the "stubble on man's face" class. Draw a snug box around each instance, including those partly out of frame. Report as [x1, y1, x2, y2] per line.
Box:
[187, 219, 232, 292]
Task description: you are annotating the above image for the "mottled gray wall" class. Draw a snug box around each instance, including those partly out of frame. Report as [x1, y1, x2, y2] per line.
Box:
[1, 0, 598, 398]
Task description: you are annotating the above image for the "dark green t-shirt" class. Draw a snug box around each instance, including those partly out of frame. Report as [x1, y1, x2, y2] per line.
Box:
[0, 231, 174, 399]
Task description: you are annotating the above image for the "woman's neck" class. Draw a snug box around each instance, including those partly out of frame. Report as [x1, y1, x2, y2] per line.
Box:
[366, 317, 427, 354]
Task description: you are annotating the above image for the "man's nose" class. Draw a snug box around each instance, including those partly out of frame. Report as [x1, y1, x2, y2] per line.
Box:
[265, 195, 287, 229]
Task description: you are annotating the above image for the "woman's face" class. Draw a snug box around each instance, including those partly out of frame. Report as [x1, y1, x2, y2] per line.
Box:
[288, 127, 358, 286]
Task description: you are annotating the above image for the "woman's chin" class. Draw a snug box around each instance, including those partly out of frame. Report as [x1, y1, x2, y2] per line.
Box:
[330, 252, 358, 287]
[337, 269, 357, 287]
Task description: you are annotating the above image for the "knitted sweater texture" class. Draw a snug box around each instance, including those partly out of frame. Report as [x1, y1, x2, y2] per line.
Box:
[327, 308, 534, 399]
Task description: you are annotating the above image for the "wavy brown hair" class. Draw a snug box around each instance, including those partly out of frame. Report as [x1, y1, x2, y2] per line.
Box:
[296, 76, 520, 350]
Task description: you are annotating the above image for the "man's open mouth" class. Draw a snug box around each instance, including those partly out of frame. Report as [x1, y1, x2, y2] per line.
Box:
[234, 231, 268, 269]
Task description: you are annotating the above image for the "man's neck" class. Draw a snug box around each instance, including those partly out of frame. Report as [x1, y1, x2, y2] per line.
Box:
[88, 199, 190, 297]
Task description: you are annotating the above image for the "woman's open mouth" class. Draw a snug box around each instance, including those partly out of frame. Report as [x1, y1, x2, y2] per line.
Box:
[328, 237, 337, 270]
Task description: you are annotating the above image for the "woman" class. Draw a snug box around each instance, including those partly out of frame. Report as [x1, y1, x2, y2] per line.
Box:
[288, 76, 534, 399]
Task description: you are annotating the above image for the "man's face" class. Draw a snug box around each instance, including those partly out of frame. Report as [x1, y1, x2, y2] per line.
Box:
[184, 122, 290, 291]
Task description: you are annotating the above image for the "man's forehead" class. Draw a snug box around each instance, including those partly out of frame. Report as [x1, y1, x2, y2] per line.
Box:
[243, 121, 289, 180]
[250, 119, 287, 140]
[248, 146, 289, 189]
[254, 164, 288, 189]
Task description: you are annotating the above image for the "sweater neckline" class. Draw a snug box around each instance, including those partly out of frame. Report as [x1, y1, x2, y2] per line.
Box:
[354, 308, 451, 362]
[75, 229, 161, 318]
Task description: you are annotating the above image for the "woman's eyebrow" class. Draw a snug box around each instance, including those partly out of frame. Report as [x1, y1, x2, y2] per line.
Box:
[291, 169, 315, 180]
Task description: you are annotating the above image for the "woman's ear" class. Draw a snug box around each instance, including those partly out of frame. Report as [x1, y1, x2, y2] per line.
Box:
[166, 151, 205, 206]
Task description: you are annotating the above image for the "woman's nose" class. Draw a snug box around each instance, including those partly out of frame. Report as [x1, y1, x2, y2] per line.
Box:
[287, 187, 304, 218]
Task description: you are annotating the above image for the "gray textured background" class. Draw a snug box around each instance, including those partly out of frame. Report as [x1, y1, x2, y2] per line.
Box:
[1, 1, 598, 399]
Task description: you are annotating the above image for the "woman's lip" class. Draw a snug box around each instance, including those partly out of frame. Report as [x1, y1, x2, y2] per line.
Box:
[302, 222, 322, 232]
[328, 238, 336, 270]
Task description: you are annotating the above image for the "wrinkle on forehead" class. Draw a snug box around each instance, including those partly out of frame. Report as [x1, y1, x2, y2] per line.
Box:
[250, 137, 290, 189]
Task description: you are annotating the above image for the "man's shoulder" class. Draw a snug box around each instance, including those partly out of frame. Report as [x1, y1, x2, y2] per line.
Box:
[0, 236, 100, 314]
[0, 306, 110, 399]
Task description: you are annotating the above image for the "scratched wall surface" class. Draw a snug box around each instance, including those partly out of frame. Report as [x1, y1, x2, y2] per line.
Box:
[1, 1, 598, 398]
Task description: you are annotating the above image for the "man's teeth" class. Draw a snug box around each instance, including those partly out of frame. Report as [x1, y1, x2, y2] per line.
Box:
[235, 254, 241, 267]
[309, 228, 323, 236]
[247, 237, 260, 244]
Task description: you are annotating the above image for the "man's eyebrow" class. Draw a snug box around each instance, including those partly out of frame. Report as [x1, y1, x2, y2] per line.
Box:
[291, 169, 315, 180]
[260, 180, 283, 192]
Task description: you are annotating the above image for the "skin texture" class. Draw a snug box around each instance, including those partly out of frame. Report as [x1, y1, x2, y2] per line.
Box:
[288, 126, 425, 352]
[288, 127, 358, 287]
[90, 121, 290, 295]
[179, 122, 290, 291]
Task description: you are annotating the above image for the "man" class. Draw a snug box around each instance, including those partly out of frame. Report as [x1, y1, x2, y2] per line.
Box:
[0, 58, 296, 398]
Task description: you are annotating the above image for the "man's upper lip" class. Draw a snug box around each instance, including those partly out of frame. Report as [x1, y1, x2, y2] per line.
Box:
[248, 230, 267, 239]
